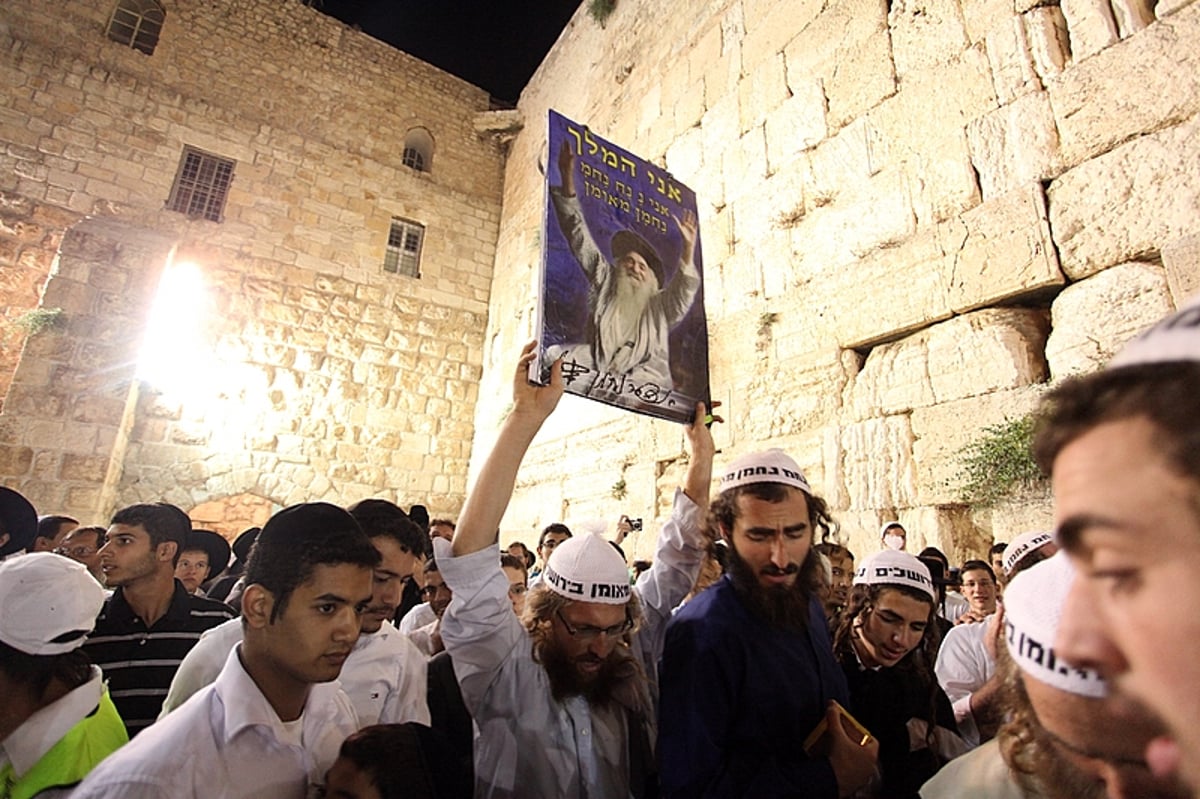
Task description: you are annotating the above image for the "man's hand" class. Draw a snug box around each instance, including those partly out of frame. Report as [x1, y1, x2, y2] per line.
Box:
[513, 341, 564, 424]
[955, 608, 990, 626]
[557, 141, 577, 197]
[673, 209, 698, 265]
[683, 401, 721, 506]
[983, 601, 1004, 660]
[824, 702, 880, 797]
[615, 515, 633, 544]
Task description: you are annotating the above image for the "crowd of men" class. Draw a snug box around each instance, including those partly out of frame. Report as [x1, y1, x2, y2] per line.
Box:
[0, 295, 1198, 798]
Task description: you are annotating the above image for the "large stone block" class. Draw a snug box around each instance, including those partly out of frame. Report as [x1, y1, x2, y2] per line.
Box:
[837, 415, 919, 511]
[909, 386, 1046, 506]
[763, 78, 827, 172]
[889, 0, 971, 77]
[782, 0, 896, 129]
[983, 15, 1039, 105]
[1045, 261, 1175, 378]
[822, 184, 1062, 348]
[966, 90, 1061, 199]
[1048, 114, 1200, 279]
[847, 308, 1048, 418]
[1162, 234, 1200, 305]
[1061, 0, 1120, 59]
[1048, 2, 1200, 168]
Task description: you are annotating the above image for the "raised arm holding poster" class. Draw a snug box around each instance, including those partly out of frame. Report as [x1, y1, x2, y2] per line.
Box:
[532, 110, 711, 424]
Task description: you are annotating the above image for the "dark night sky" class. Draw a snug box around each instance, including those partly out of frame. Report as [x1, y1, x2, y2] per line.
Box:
[317, 0, 583, 105]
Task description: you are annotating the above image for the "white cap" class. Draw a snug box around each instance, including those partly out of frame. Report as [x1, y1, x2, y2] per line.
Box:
[879, 521, 905, 539]
[1002, 530, 1055, 576]
[719, 449, 811, 495]
[542, 532, 631, 605]
[853, 550, 936, 602]
[1108, 293, 1200, 370]
[1003, 552, 1107, 698]
[0, 552, 106, 656]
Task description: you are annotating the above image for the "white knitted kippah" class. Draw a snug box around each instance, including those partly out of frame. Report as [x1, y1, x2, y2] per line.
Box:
[543, 532, 631, 605]
[719, 449, 811, 495]
[1002, 530, 1055, 577]
[1108, 293, 1200, 370]
[1003, 552, 1107, 698]
[853, 550, 936, 602]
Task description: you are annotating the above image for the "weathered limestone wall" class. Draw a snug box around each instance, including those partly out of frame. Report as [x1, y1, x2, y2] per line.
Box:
[475, 0, 1198, 560]
[0, 0, 504, 532]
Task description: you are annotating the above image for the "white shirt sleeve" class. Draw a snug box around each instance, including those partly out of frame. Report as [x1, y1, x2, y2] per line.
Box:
[379, 632, 432, 725]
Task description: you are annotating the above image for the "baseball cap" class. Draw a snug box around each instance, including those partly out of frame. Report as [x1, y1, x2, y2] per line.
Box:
[542, 532, 631, 605]
[1004, 551, 1107, 697]
[719, 449, 812, 495]
[853, 550, 936, 602]
[0, 552, 106, 655]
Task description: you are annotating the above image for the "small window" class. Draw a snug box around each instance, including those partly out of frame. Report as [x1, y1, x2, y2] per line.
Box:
[166, 147, 235, 223]
[384, 219, 425, 277]
[106, 0, 165, 55]
[402, 128, 434, 173]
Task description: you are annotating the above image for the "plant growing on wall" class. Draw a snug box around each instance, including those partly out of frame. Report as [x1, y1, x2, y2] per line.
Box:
[13, 307, 64, 336]
[611, 477, 627, 500]
[953, 413, 1047, 507]
[588, 0, 616, 26]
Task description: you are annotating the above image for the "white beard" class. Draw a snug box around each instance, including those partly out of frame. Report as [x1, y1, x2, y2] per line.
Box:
[596, 272, 656, 369]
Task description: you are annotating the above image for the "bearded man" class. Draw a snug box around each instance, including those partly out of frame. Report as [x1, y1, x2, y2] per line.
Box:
[434, 343, 713, 798]
[658, 450, 880, 798]
[549, 141, 700, 394]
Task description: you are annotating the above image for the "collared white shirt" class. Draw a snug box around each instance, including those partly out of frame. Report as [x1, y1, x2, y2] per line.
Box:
[934, 617, 995, 747]
[75, 645, 358, 798]
[437, 488, 704, 799]
[941, 591, 970, 623]
[0, 667, 105, 777]
[398, 601, 436, 634]
[160, 618, 429, 726]
[408, 618, 442, 658]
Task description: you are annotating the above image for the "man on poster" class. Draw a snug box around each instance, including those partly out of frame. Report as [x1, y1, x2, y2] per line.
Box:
[549, 141, 701, 397]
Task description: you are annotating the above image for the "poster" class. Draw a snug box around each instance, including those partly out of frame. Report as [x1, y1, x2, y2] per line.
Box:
[532, 110, 711, 424]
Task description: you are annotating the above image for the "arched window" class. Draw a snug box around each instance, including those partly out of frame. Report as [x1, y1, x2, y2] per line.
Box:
[402, 128, 434, 173]
[106, 0, 165, 55]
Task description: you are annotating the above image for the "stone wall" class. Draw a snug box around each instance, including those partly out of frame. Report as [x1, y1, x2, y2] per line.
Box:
[0, 0, 505, 533]
[475, 0, 1197, 560]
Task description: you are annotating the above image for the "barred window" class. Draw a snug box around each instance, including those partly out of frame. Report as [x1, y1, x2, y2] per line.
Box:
[106, 0, 165, 55]
[384, 219, 424, 277]
[166, 147, 235, 223]
[402, 147, 425, 171]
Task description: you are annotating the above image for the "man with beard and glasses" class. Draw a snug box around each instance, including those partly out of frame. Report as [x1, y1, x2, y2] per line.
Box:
[433, 342, 713, 799]
[922, 553, 1189, 799]
[658, 449, 879, 798]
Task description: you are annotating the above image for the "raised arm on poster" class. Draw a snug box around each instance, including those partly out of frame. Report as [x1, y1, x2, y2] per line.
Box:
[531, 109, 711, 424]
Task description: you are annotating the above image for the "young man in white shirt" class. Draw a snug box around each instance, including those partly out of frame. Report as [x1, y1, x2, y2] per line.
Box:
[160, 498, 430, 727]
[74, 502, 380, 799]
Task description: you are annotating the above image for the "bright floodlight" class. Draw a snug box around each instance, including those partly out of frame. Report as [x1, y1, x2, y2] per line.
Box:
[137, 261, 214, 394]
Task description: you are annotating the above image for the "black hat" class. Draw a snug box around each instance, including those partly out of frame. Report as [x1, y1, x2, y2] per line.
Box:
[230, 526, 260, 564]
[0, 487, 38, 557]
[610, 230, 664, 286]
[408, 504, 429, 530]
[182, 529, 231, 577]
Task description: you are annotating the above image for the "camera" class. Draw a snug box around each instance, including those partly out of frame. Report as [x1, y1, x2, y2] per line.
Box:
[629, 518, 643, 531]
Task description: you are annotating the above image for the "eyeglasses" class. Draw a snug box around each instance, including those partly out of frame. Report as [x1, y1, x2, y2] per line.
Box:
[556, 609, 633, 642]
[56, 546, 97, 558]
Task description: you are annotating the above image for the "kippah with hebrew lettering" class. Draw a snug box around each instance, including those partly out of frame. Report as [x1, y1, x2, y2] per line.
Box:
[719, 449, 812, 495]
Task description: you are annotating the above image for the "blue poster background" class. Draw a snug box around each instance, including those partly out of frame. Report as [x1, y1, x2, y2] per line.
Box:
[535, 109, 711, 424]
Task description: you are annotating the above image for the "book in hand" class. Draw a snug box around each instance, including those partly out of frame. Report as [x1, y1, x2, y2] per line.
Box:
[803, 701, 874, 756]
[530, 109, 711, 424]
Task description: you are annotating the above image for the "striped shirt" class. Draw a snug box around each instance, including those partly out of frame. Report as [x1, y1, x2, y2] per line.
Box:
[82, 581, 233, 738]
